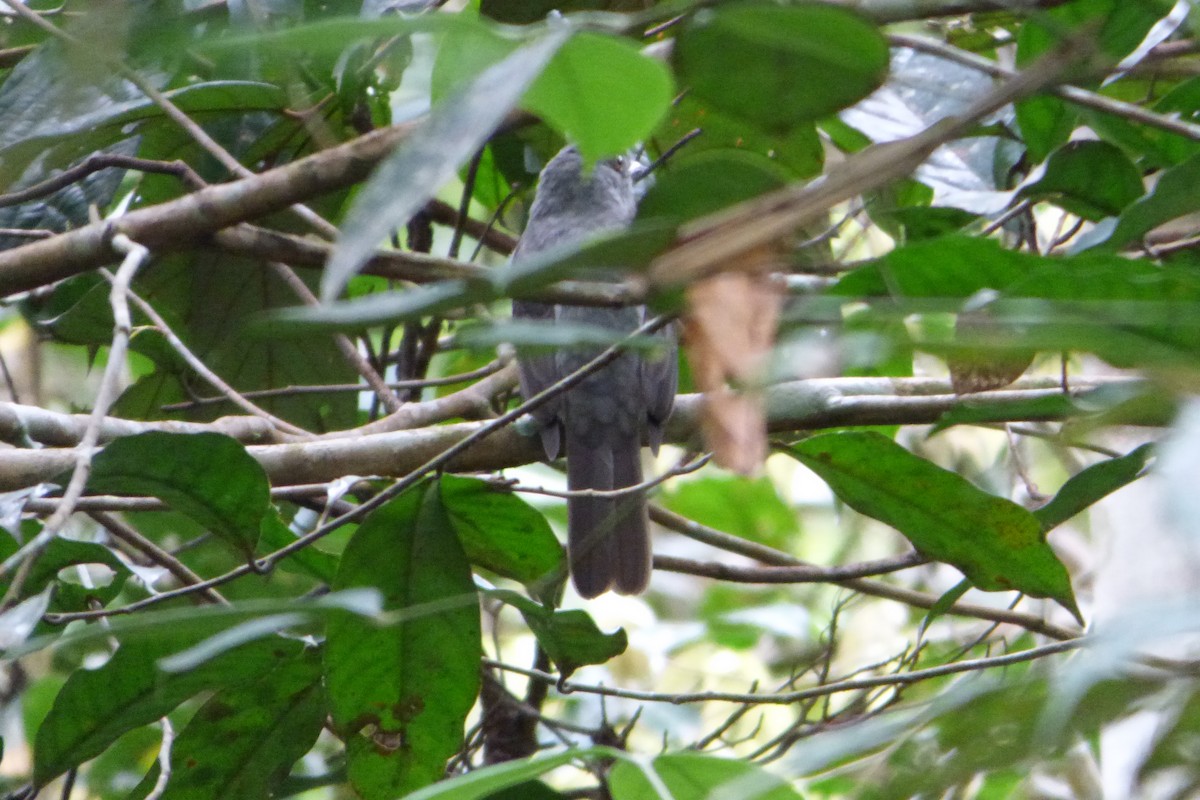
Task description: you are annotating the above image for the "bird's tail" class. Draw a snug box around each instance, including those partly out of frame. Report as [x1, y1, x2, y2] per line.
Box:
[566, 433, 650, 598]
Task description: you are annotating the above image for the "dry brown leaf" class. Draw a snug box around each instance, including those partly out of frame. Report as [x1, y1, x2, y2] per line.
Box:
[682, 245, 782, 474]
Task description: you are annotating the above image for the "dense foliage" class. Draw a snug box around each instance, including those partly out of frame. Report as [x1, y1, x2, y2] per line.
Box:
[0, 0, 1198, 798]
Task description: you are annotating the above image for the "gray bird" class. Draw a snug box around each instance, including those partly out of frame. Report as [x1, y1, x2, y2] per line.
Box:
[512, 145, 677, 598]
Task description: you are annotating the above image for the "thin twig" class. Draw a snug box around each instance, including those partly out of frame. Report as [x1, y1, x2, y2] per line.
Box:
[654, 551, 929, 583]
[891, 32, 1200, 141]
[89, 511, 229, 606]
[484, 639, 1081, 705]
[144, 718, 175, 800]
[159, 359, 506, 411]
[0, 233, 148, 601]
[0, 154, 205, 209]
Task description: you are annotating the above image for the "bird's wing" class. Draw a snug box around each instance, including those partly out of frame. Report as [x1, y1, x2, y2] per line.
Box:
[512, 299, 563, 459]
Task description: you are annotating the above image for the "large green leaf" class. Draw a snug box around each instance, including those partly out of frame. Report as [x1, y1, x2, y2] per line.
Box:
[439, 475, 564, 596]
[789, 432, 1081, 621]
[84, 432, 270, 559]
[324, 484, 481, 800]
[127, 646, 326, 800]
[33, 633, 310, 787]
[673, 1, 887, 133]
[609, 752, 804, 800]
[524, 32, 673, 161]
[831, 235, 1200, 369]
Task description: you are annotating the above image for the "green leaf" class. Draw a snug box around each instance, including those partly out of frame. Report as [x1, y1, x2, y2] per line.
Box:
[1095, 151, 1200, 251]
[639, 150, 789, 223]
[439, 476, 565, 597]
[652, 94, 824, 181]
[324, 484, 481, 800]
[1034, 444, 1153, 532]
[524, 33, 673, 162]
[403, 749, 600, 800]
[258, 513, 339, 583]
[673, 1, 887, 133]
[659, 474, 797, 551]
[130, 647, 326, 800]
[84, 432, 270, 559]
[322, 27, 572, 301]
[486, 589, 627, 677]
[33, 633, 310, 787]
[831, 235, 1038, 299]
[2, 537, 131, 615]
[609, 752, 804, 800]
[1020, 140, 1144, 220]
[789, 432, 1081, 622]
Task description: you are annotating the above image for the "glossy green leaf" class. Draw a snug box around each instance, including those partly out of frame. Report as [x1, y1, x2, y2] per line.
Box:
[1021, 140, 1144, 220]
[33, 633, 310, 787]
[128, 646, 325, 800]
[84, 432, 270, 559]
[673, 1, 887, 132]
[324, 485, 481, 800]
[524, 33, 673, 161]
[789, 432, 1081, 621]
[487, 589, 626, 677]
[322, 28, 572, 302]
[1034, 444, 1153, 532]
[439, 475, 564, 595]
[609, 752, 804, 800]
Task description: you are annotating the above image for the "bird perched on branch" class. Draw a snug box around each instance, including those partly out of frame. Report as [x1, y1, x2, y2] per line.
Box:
[512, 145, 677, 598]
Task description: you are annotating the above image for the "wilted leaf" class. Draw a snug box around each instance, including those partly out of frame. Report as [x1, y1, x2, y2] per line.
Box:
[683, 249, 783, 474]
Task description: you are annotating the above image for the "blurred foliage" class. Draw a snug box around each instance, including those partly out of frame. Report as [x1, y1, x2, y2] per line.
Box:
[0, 0, 1198, 798]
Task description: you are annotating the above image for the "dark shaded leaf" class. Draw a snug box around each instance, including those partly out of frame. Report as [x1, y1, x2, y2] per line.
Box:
[674, 1, 887, 133]
[85, 432, 270, 559]
[1020, 140, 1144, 220]
[128, 646, 326, 800]
[33, 633, 310, 787]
